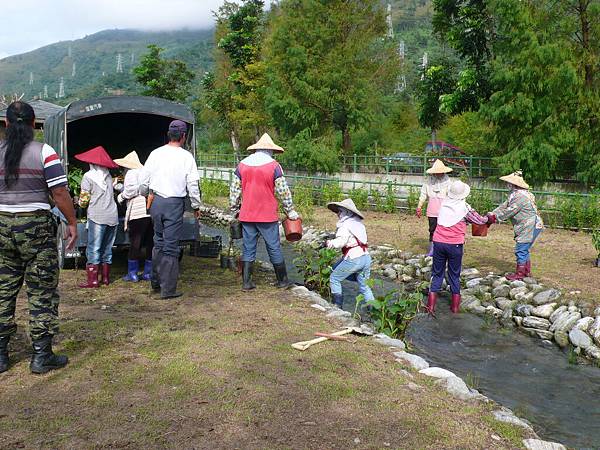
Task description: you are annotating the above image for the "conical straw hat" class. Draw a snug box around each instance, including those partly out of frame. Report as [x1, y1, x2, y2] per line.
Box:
[247, 133, 284, 153]
[327, 198, 364, 219]
[74, 146, 119, 169]
[499, 170, 530, 190]
[447, 180, 471, 200]
[114, 151, 143, 170]
[426, 159, 453, 174]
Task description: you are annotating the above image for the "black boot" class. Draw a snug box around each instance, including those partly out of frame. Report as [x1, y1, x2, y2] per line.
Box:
[30, 336, 68, 374]
[0, 335, 9, 373]
[273, 263, 293, 289]
[332, 293, 344, 309]
[242, 261, 256, 291]
[159, 255, 182, 299]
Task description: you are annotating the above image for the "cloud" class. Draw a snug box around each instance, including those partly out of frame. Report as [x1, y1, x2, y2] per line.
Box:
[0, 0, 230, 57]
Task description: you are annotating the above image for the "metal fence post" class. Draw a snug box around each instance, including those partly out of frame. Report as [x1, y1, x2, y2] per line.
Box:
[353, 154, 357, 173]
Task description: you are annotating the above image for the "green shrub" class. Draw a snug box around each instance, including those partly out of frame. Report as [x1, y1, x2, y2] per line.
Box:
[371, 189, 385, 212]
[383, 184, 397, 213]
[292, 182, 315, 221]
[279, 129, 341, 174]
[468, 188, 495, 214]
[321, 182, 343, 205]
[349, 187, 369, 211]
[592, 229, 600, 256]
[294, 247, 339, 299]
[406, 186, 419, 213]
[201, 179, 229, 205]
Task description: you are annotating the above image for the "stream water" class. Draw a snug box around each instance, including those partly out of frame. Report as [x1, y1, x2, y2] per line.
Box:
[200, 224, 600, 448]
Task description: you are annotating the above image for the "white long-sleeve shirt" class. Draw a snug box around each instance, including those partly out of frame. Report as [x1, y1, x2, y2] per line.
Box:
[328, 216, 369, 260]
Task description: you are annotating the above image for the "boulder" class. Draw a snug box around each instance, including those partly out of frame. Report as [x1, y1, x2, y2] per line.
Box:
[374, 334, 406, 349]
[400, 275, 414, 283]
[419, 367, 456, 379]
[554, 330, 570, 348]
[549, 311, 581, 333]
[460, 268, 480, 278]
[485, 306, 504, 318]
[574, 316, 594, 332]
[523, 439, 566, 450]
[383, 267, 397, 279]
[464, 299, 482, 312]
[530, 303, 557, 319]
[585, 345, 600, 360]
[326, 309, 352, 319]
[394, 351, 429, 371]
[522, 277, 537, 285]
[435, 376, 476, 401]
[495, 298, 515, 311]
[465, 278, 483, 289]
[492, 408, 532, 430]
[514, 291, 536, 303]
[535, 330, 554, 340]
[522, 316, 551, 330]
[568, 328, 593, 349]
[515, 304, 533, 317]
[588, 317, 600, 346]
[550, 306, 568, 323]
[510, 286, 529, 300]
[513, 316, 523, 327]
[492, 285, 511, 298]
[509, 280, 527, 289]
[461, 295, 479, 308]
[533, 289, 561, 305]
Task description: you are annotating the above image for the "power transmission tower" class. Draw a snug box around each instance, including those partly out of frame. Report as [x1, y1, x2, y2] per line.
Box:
[29, 72, 34, 85]
[58, 77, 65, 98]
[68, 45, 72, 58]
[422, 52, 428, 70]
[72, 62, 76, 77]
[116, 53, 123, 73]
[399, 41, 405, 60]
[131, 53, 135, 64]
[386, 3, 394, 39]
[44, 85, 48, 98]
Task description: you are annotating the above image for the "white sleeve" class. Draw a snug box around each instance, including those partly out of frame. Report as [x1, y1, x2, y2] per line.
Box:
[139, 154, 154, 195]
[187, 153, 200, 183]
[328, 227, 352, 249]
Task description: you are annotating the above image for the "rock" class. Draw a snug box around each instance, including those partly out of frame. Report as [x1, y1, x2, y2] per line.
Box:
[359, 323, 375, 335]
[533, 289, 561, 305]
[549, 311, 581, 333]
[522, 277, 537, 285]
[514, 291, 536, 303]
[515, 304, 533, 317]
[492, 279, 507, 288]
[383, 267, 397, 279]
[529, 284, 545, 293]
[589, 317, 600, 346]
[492, 407, 533, 430]
[510, 286, 529, 300]
[435, 376, 475, 401]
[535, 330, 554, 340]
[531, 303, 556, 319]
[568, 328, 593, 349]
[574, 316, 594, 332]
[554, 331, 569, 348]
[461, 295, 479, 308]
[405, 382, 422, 392]
[522, 316, 551, 330]
[495, 298, 515, 310]
[509, 280, 526, 289]
[522, 439, 566, 450]
[492, 285, 511, 298]
[594, 307, 600, 316]
[419, 367, 456, 379]
[550, 306, 568, 323]
[374, 334, 406, 349]
[394, 351, 429, 371]
[326, 309, 352, 319]
[513, 316, 523, 327]
[486, 306, 503, 318]
[500, 308, 514, 326]
[400, 274, 413, 283]
[402, 265, 416, 276]
[420, 266, 432, 275]
[460, 268, 480, 278]
[310, 304, 328, 312]
[291, 286, 310, 294]
[463, 299, 481, 312]
[585, 345, 600, 360]
[470, 304, 487, 315]
[465, 278, 483, 289]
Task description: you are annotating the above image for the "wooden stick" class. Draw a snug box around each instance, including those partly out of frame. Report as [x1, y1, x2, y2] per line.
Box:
[314, 332, 352, 341]
[291, 328, 353, 351]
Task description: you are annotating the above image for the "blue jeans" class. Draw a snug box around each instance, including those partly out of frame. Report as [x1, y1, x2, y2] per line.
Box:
[330, 254, 374, 301]
[515, 227, 543, 264]
[241, 222, 284, 264]
[86, 220, 117, 265]
[430, 242, 463, 294]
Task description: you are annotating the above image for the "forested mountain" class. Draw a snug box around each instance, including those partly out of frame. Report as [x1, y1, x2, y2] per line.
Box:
[0, 29, 214, 102]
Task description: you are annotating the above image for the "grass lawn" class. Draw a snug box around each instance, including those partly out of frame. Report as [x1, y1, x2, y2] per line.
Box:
[0, 256, 531, 449]
[307, 207, 600, 308]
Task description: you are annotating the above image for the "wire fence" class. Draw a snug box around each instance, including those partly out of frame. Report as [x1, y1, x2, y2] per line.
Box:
[198, 167, 600, 231]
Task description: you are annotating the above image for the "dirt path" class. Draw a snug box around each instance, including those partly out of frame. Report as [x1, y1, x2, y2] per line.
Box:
[308, 208, 600, 308]
[0, 257, 530, 449]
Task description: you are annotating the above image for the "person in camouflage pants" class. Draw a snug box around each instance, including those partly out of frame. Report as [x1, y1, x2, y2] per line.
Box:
[0, 214, 60, 341]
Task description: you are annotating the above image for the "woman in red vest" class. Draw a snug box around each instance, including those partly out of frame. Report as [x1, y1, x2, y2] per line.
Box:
[230, 134, 299, 290]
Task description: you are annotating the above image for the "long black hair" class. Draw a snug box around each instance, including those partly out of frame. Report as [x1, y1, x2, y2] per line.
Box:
[2, 101, 35, 188]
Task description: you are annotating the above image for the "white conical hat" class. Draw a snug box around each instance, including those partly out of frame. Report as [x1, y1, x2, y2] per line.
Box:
[114, 151, 143, 170]
[447, 180, 471, 200]
[499, 170, 530, 189]
[327, 198, 364, 219]
[426, 159, 453, 174]
[247, 133, 284, 153]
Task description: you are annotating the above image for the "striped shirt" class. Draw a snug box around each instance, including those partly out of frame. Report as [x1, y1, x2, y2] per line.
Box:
[0, 142, 67, 213]
[492, 189, 544, 243]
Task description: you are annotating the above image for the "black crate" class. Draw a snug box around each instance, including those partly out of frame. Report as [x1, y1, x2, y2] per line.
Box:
[190, 236, 222, 258]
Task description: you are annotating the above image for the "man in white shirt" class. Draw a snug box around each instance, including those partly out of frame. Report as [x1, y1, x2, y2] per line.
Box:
[140, 120, 201, 299]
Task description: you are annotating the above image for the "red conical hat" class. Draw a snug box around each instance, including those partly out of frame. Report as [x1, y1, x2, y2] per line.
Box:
[74, 146, 118, 169]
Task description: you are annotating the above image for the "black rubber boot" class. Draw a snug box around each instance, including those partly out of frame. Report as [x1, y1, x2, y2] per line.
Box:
[159, 255, 182, 299]
[30, 336, 68, 374]
[273, 263, 293, 289]
[0, 335, 9, 373]
[150, 248, 162, 293]
[332, 293, 344, 309]
[242, 261, 256, 291]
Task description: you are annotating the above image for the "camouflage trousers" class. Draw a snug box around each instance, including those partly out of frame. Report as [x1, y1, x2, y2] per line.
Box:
[0, 213, 60, 340]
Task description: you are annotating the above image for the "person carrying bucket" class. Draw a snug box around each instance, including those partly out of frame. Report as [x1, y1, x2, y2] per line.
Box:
[114, 151, 153, 283]
[487, 171, 543, 281]
[76, 146, 119, 288]
[229, 133, 300, 291]
[325, 198, 374, 309]
[426, 180, 490, 315]
[417, 159, 452, 256]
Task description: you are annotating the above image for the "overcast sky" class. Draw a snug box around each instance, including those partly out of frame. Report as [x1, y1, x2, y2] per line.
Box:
[0, 0, 229, 59]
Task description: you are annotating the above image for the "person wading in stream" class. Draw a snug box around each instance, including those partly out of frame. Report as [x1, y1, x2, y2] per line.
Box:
[487, 171, 544, 281]
[140, 120, 201, 299]
[325, 198, 374, 309]
[427, 180, 489, 316]
[76, 146, 119, 288]
[229, 133, 299, 291]
[0, 101, 77, 374]
[416, 159, 452, 256]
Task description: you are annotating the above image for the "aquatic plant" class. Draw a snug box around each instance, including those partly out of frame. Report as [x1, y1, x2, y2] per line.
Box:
[293, 246, 338, 299]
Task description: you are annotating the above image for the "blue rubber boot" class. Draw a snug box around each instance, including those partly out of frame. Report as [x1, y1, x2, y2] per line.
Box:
[141, 260, 152, 281]
[123, 260, 139, 282]
[332, 293, 344, 308]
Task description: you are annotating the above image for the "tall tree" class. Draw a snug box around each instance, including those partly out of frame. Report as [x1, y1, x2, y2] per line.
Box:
[417, 64, 455, 146]
[133, 45, 195, 103]
[264, 0, 399, 153]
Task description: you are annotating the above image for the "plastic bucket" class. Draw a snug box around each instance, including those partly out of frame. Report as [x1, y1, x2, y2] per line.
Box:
[471, 223, 489, 237]
[283, 218, 303, 242]
[230, 220, 243, 240]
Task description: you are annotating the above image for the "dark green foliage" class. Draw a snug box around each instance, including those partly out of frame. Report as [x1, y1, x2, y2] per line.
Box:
[468, 188, 495, 214]
[349, 188, 369, 211]
[279, 130, 341, 174]
[294, 247, 339, 299]
[133, 45, 195, 102]
[417, 64, 455, 139]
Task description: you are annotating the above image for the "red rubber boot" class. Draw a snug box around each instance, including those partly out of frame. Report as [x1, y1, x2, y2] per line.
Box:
[100, 263, 111, 286]
[425, 292, 437, 317]
[79, 264, 99, 288]
[524, 260, 531, 277]
[506, 264, 527, 281]
[450, 294, 461, 313]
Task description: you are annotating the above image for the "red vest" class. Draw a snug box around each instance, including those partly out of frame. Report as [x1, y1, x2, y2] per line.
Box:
[238, 160, 280, 223]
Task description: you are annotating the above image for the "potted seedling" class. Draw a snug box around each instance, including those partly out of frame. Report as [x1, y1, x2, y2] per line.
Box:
[592, 230, 600, 267]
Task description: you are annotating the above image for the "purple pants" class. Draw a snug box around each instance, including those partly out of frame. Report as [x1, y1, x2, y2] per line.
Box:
[430, 242, 463, 295]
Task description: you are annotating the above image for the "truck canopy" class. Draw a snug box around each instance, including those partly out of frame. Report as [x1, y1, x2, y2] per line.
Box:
[44, 95, 195, 166]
